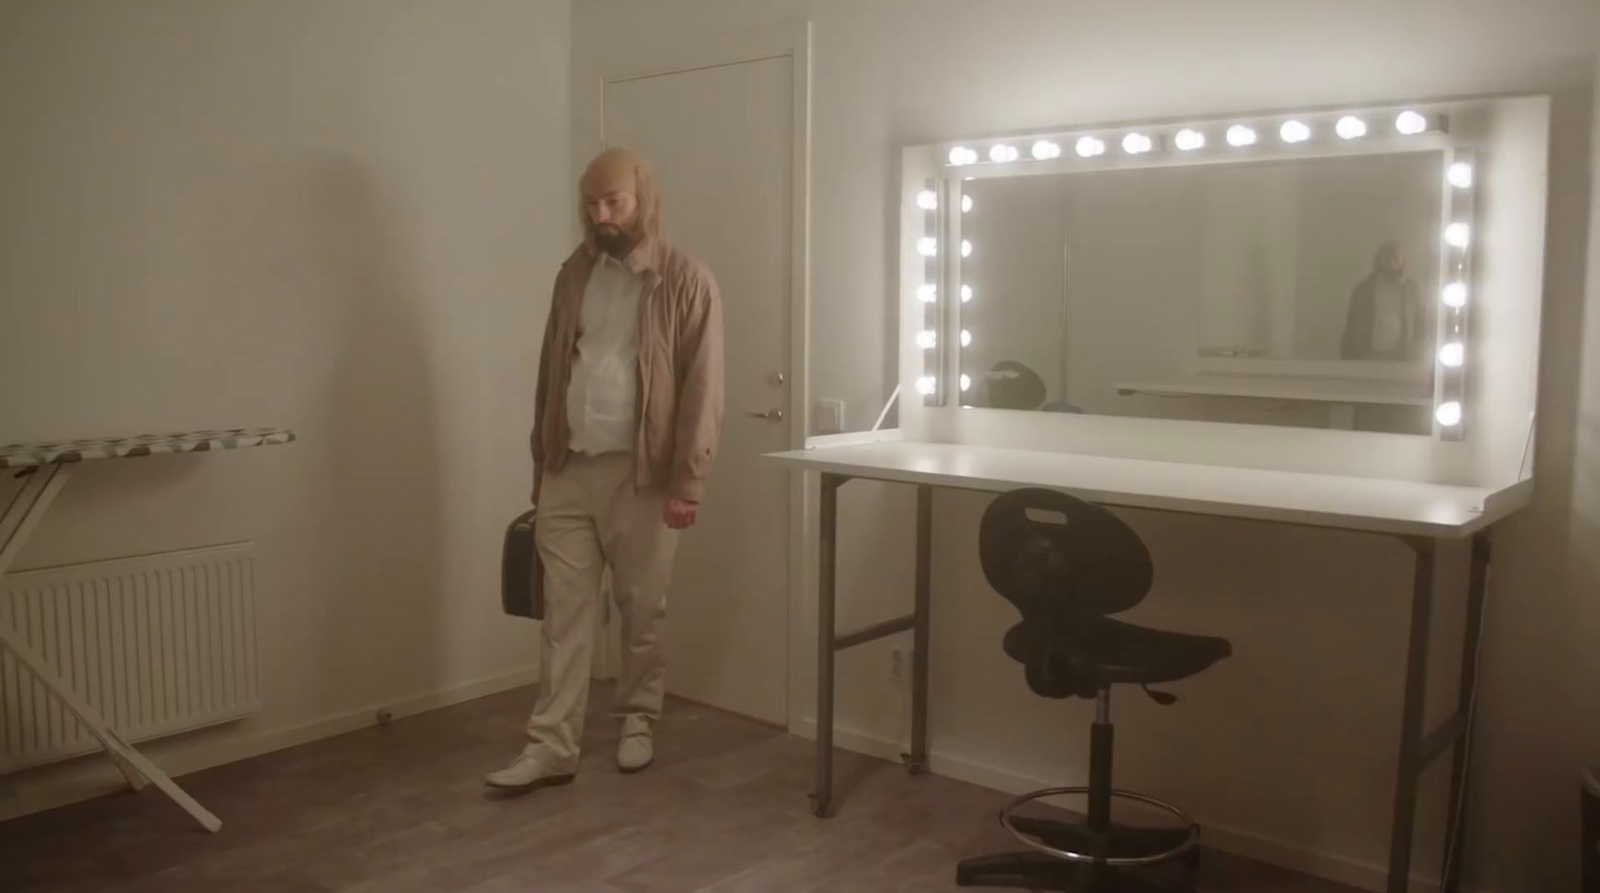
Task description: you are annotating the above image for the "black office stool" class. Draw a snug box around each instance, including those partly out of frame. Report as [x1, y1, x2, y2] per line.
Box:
[956, 488, 1232, 893]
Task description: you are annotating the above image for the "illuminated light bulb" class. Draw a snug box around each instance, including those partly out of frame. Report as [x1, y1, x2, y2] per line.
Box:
[1442, 282, 1467, 308]
[1280, 120, 1312, 143]
[1396, 111, 1428, 135]
[1226, 125, 1258, 147]
[1031, 139, 1061, 160]
[917, 284, 936, 303]
[948, 146, 977, 166]
[960, 284, 973, 303]
[1122, 132, 1154, 154]
[1336, 116, 1368, 139]
[1435, 401, 1463, 427]
[962, 194, 973, 213]
[1439, 341, 1465, 367]
[960, 374, 972, 392]
[1445, 223, 1471, 249]
[916, 190, 938, 210]
[961, 240, 973, 258]
[917, 237, 938, 256]
[1174, 129, 1206, 151]
[960, 330, 973, 347]
[1447, 162, 1474, 189]
[916, 330, 938, 350]
[989, 144, 1019, 163]
[916, 376, 937, 396]
[1075, 136, 1106, 158]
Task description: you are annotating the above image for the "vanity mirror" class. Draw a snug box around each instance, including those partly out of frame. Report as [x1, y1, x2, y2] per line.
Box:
[909, 102, 1523, 442]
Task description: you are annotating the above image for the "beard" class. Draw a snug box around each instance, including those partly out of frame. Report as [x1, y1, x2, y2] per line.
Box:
[593, 222, 636, 257]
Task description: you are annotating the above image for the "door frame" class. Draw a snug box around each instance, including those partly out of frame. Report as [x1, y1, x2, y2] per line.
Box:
[583, 20, 812, 727]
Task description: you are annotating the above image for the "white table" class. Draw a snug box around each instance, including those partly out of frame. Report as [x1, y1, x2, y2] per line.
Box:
[765, 439, 1529, 893]
[0, 428, 296, 832]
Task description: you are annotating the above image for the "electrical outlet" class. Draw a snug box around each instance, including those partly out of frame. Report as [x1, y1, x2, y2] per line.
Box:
[890, 647, 909, 685]
[814, 398, 845, 435]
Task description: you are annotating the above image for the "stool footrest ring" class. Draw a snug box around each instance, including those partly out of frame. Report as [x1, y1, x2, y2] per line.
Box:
[999, 786, 1200, 867]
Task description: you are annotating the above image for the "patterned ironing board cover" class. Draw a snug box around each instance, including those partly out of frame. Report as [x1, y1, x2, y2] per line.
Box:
[0, 428, 296, 469]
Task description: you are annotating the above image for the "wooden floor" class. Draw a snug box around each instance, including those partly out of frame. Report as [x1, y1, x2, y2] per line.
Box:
[1, 685, 1361, 893]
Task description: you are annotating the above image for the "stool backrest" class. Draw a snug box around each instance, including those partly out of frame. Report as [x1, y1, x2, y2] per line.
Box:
[979, 488, 1152, 619]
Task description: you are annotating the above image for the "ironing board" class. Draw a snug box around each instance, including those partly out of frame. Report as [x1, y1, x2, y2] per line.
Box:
[0, 428, 295, 832]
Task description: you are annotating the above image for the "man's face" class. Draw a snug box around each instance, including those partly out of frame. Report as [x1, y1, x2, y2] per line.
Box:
[584, 171, 640, 256]
[1376, 242, 1405, 277]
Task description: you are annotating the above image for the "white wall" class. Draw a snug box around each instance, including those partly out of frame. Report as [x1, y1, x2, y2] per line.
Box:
[0, 0, 571, 816]
[570, 3, 1600, 892]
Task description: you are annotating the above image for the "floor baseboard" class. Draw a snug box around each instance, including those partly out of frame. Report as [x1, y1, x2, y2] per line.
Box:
[790, 718, 1488, 893]
[0, 665, 539, 823]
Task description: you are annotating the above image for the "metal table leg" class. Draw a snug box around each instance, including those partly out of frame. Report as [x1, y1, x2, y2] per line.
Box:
[813, 472, 842, 817]
[0, 464, 222, 833]
[812, 476, 934, 817]
[1386, 536, 1437, 893]
[1384, 531, 1492, 893]
[1440, 531, 1491, 893]
[908, 484, 932, 775]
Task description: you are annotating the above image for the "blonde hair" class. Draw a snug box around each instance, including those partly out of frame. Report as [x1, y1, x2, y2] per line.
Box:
[580, 147, 662, 249]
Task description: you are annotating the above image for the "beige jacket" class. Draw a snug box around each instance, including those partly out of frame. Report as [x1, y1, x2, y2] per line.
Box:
[531, 239, 724, 502]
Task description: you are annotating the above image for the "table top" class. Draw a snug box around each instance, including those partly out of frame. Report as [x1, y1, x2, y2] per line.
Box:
[765, 440, 1529, 538]
[0, 428, 296, 469]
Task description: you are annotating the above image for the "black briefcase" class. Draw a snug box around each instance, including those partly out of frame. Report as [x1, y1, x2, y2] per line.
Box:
[501, 507, 544, 620]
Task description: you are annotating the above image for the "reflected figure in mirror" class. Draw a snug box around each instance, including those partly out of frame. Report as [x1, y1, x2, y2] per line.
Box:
[1340, 240, 1425, 361]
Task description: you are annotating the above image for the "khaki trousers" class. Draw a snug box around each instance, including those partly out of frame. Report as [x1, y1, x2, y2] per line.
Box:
[525, 452, 678, 771]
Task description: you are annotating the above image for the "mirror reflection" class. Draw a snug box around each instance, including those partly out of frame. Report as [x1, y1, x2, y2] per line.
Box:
[957, 151, 1445, 434]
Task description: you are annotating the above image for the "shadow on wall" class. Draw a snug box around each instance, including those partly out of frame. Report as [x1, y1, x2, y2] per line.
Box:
[299, 159, 447, 709]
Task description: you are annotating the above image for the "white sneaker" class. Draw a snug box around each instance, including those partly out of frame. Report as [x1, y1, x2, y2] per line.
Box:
[484, 750, 575, 792]
[616, 717, 654, 773]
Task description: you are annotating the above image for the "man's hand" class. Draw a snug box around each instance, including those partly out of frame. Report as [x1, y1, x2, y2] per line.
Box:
[664, 497, 698, 530]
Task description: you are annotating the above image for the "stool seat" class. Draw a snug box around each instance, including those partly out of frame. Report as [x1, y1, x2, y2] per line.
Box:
[1003, 616, 1232, 696]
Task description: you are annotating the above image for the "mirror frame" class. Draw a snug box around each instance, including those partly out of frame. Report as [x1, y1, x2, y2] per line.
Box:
[914, 101, 1479, 441]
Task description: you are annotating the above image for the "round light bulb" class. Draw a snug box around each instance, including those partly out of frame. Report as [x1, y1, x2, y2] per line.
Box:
[1445, 223, 1471, 249]
[960, 374, 972, 392]
[1396, 111, 1428, 135]
[916, 376, 937, 396]
[916, 190, 937, 210]
[989, 144, 1019, 163]
[960, 330, 972, 347]
[917, 284, 936, 303]
[962, 194, 973, 213]
[1174, 129, 1206, 151]
[1122, 132, 1154, 154]
[960, 284, 973, 303]
[1442, 282, 1467, 308]
[1439, 341, 1465, 367]
[916, 330, 937, 350]
[1336, 116, 1368, 139]
[1075, 136, 1106, 158]
[1435, 401, 1463, 427]
[1031, 139, 1061, 160]
[948, 146, 976, 166]
[1280, 120, 1311, 143]
[1447, 162, 1474, 189]
[961, 240, 973, 258]
[917, 237, 938, 257]
[1226, 125, 1258, 147]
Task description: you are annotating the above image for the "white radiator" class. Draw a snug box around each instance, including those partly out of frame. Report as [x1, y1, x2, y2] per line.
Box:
[0, 543, 260, 773]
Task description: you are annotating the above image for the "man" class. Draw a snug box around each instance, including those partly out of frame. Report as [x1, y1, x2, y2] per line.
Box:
[1340, 240, 1425, 361]
[487, 147, 723, 792]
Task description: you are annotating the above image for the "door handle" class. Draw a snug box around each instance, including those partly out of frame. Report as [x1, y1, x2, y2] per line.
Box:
[746, 408, 784, 422]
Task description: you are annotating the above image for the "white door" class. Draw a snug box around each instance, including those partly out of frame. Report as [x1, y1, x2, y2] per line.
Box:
[601, 53, 796, 724]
